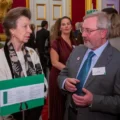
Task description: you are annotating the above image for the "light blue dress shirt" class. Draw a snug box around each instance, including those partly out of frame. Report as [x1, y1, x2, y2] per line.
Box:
[62, 41, 109, 89]
[76, 41, 109, 86]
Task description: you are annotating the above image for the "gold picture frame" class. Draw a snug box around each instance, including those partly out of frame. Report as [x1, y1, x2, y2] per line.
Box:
[36, 25, 41, 31]
[53, 4, 62, 20]
[36, 4, 46, 20]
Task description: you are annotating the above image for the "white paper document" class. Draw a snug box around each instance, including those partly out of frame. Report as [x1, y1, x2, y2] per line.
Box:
[0, 83, 44, 107]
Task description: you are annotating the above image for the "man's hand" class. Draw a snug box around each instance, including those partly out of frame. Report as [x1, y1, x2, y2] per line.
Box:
[64, 78, 79, 92]
[72, 88, 93, 106]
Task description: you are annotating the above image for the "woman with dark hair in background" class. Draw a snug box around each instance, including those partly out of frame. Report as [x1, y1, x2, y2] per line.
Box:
[49, 16, 77, 120]
[0, 7, 47, 120]
[36, 20, 50, 77]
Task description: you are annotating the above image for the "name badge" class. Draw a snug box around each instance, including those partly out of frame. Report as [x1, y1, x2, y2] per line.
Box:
[92, 67, 106, 76]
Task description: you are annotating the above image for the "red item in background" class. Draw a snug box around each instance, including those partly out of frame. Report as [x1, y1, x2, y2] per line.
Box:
[72, 0, 85, 30]
[0, 24, 3, 33]
[71, 0, 96, 30]
[41, 97, 49, 120]
[12, 0, 26, 8]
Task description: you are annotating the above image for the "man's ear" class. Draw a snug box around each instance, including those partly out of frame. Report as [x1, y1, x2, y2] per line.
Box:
[101, 30, 108, 39]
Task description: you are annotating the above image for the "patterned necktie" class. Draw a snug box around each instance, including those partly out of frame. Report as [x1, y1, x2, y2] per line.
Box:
[76, 51, 95, 95]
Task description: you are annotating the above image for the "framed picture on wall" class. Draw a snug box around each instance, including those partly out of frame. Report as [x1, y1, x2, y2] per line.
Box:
[53, 0, 62, 1]
[36, 25, 41, 31]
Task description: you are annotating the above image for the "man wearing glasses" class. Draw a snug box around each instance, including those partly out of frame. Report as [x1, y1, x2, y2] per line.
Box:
[58, 12, 120, 120]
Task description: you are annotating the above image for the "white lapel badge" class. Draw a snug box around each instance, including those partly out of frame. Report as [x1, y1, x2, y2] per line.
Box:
[77, 57, 80, 60]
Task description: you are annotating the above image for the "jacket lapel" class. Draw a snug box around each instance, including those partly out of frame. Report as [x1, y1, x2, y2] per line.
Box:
[74, 46, 88, 77]
[84, 43, 113, 88]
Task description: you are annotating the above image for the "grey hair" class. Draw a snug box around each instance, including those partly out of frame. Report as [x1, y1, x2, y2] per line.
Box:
[75, 22, 81, 30]
[83, 11, 111, 38]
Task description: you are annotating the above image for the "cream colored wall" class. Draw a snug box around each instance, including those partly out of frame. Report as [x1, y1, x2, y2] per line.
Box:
[29, 0, 72, 32]
[96, 0, 102, 10]
[96, 0, 119, 12]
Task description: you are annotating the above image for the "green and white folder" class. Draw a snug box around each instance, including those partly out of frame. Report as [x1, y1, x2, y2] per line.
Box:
[0, 74, 44, 116]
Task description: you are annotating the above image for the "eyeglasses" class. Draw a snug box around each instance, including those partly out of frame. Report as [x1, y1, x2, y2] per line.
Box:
[80, 27, 100, 35]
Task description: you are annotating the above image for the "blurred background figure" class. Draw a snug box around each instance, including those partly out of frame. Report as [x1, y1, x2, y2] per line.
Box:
[36, 20, 50, 77]
[49, 16, 77, 120]
[74, 22, 81, 38]
[25, 23, 36, 49]
[40, 18, 61, 120]
[73, 22, 84, 45]
[77, 22, 84, 45]
[102, 8, 120, 51]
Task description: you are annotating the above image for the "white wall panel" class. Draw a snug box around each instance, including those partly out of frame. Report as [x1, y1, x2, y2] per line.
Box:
[28, 0, 71, 32]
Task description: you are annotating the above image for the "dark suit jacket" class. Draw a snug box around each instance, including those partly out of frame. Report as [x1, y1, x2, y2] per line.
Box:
[36, 28, 50, 53]
[58, 44, 120, 120]
[25, 32, 36, 49]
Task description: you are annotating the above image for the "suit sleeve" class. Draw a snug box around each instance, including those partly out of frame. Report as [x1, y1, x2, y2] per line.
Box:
[57, 47, 76, 90]
[35, 31, 39, 42]
[57, 63, 69, 90]
[90, 67, 120, 114]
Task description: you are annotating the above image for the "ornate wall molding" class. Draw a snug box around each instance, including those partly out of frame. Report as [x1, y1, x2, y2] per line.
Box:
[36, 4, 46, 20]
[66, 0, 72, 19]
[52, 4, 62, 20]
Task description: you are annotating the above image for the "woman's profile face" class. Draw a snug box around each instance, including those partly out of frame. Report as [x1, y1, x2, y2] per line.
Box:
[10, 16, 32, 43]
[60, 18, 72, 34]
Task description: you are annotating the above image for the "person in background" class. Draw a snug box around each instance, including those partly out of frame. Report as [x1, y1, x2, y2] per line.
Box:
[40, 18, 62, 120]
[36, 20, 50, 77]
[24, 23, 36, 49]
[74, 22, 81, 39]
[49, 16, 77, 120]
[0, 7, 47, 120]
[50, 18, 61, 42]
[73, 22, 84, 45]
[77, 22, 84, 45]
[58, 12, 120, 120]
[102, 7, 120, 51]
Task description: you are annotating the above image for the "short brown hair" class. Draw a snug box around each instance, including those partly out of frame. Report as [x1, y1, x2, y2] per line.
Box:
[3, 7, 31, 39]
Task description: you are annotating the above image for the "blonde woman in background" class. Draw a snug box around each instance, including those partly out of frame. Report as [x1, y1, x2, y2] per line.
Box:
[102, 8, 120, 51]
[108, 13, 120, 51]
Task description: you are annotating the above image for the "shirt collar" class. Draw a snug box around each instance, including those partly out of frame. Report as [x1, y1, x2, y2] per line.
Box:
[87, 41, 109, 57]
